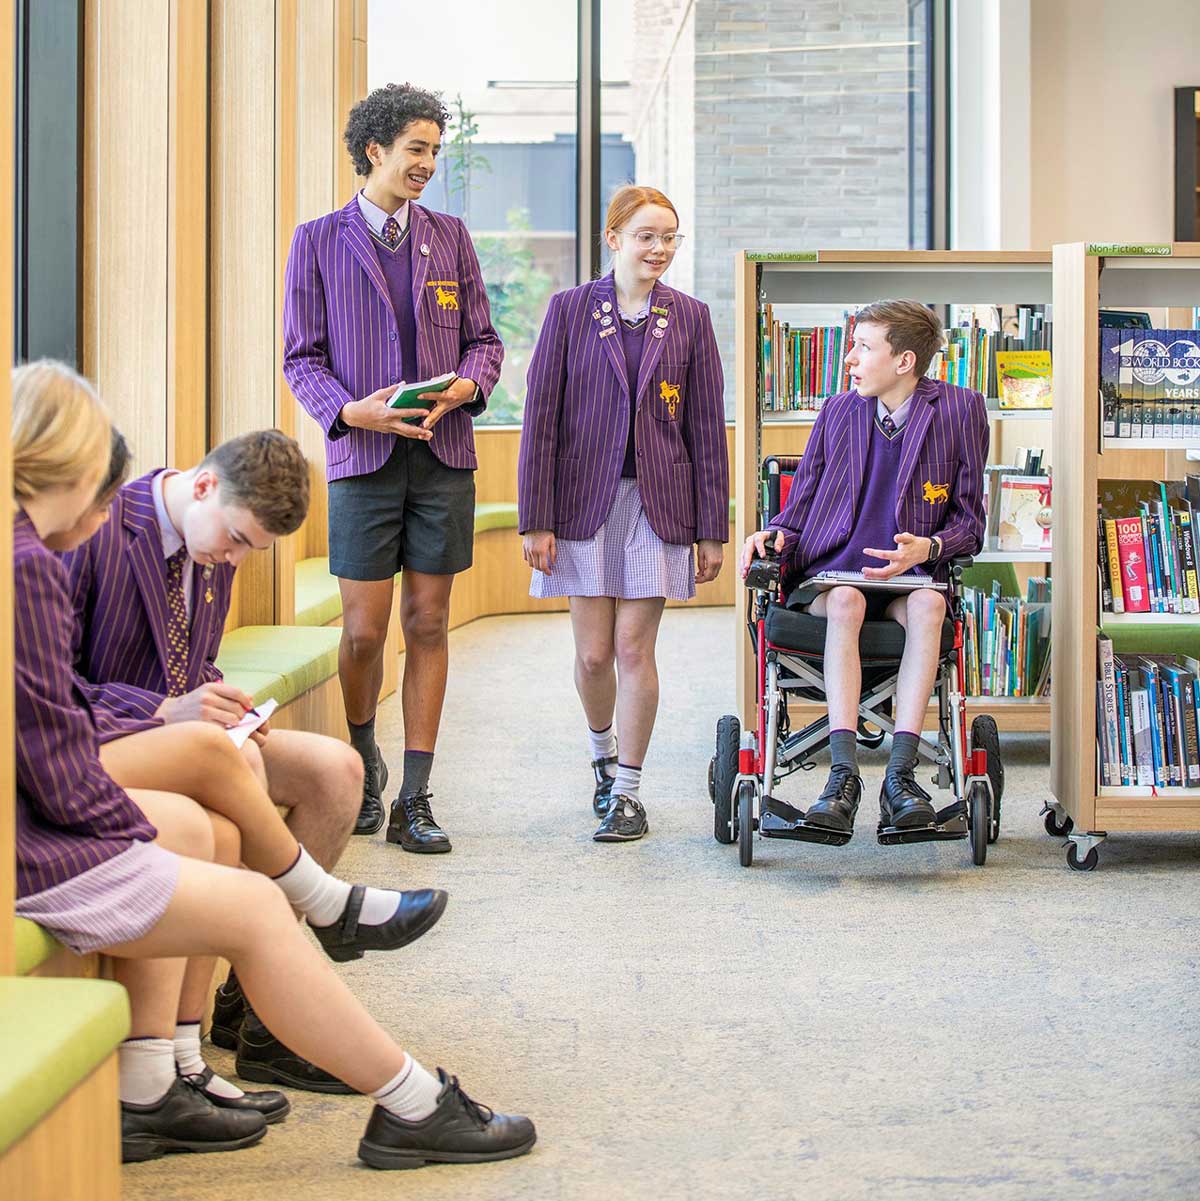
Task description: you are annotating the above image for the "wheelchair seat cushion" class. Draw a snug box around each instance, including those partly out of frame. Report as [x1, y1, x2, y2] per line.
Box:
[764, 603, 955, 661]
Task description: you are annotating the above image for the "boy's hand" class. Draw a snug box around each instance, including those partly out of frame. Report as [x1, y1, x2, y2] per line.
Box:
[696, 539, 724, 585]
[740, 529, 784, 577]
[155, 682, 255, 727]
[340, 384, 432, 441]
[421, 376, 477, 431]
[862, 532, 932, 579]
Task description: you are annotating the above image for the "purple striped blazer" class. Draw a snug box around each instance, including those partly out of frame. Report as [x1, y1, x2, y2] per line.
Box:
[517, 274, 729, 546]
[13, 510, 158, 898]
[769, 377, 989, 587]
[283, 197, 503, 480]
[60, 472, 234, 743]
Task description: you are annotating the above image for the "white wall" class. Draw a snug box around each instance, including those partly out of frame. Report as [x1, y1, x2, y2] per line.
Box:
[1030, 0, 1200, 247]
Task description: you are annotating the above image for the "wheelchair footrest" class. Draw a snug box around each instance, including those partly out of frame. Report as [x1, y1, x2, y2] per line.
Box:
[759, 797, 853, 847]
[876, 801, 967, 845]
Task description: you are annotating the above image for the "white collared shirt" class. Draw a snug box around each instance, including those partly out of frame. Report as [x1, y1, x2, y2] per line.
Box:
[151, 470, 193, 618]
[357, 191, 410, 237]
[877, 394, 914, 429]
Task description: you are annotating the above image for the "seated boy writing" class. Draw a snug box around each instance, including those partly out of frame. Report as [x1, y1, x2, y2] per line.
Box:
[741, 300, 987, 837]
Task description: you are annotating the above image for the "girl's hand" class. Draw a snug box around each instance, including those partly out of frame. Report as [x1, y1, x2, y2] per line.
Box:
[696, 540, 724, 584]
[523, 530, 557, 575]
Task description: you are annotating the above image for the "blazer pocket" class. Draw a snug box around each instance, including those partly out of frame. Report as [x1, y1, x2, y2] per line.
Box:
[425, 278, 463, 327]
[649, 360, 690, 423]
[913, 459, 957, 511]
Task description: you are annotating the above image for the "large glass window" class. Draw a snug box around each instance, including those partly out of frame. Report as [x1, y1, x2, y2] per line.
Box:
[368, 0, 577, 424]
[604, 0, 935, 413]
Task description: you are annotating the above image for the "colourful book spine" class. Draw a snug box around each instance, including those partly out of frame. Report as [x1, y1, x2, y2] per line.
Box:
[1104, 518, 1125, 613]
[1114, 517, 1150, 613]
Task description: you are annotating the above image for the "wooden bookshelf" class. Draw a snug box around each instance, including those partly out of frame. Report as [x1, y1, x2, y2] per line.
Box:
[734, 250, 1054, 734]
[1049, 242, 1200, 870]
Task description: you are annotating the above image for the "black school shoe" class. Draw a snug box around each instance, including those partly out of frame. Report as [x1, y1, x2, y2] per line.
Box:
[309, 884, 448, 963]
[235, 1008, 356, 1095]
[592, 795, 648, 842]
[355, 755, 389, 836]
[357, 1069, 536, 1170]
[386, 789, 452, 853]
[591, 757, 618, 818]
[121, 1077, 267, 1163]
[804, 766, 863, 835]
[183, 1066, 290, 1124]
[879, 769, 938, 829]
[209, 970, 246, 1051]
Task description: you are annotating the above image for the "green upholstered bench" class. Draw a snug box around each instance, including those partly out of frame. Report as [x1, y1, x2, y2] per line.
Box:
[0, 976, 130, 1155]
[216, 625, 342, 708]
[14, 918, 62, 977]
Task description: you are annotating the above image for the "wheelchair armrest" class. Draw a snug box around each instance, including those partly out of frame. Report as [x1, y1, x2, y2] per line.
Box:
[743, 554, 781, 592]
[947, 555, 974, 583]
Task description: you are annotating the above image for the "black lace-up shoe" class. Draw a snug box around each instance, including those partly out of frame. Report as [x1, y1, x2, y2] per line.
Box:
[355, 755, 389, 836]
[309, 884, 448, 962]
[591, 756, 618, 817]
[804, 766, 863, 834]
[183, 1066, 290, 1124]
[209, 969, 245, 1051]
[357, 1069, 536, 1170]
[121, 1077, 267, 1163]
[235, 1007, 355, 1095]
[386, 788, 451, 853]
[880, 769, 938, 829]
[592, 794, 649, 842]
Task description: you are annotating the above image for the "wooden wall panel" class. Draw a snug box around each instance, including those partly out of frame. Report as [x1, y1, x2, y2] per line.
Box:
[1, 0, 15, 977]
[82, 0, 170, 476]
[210, 0, 278, 627]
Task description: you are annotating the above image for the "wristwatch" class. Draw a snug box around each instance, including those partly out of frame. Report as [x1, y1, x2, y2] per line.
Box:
[926, 535, 942, 563]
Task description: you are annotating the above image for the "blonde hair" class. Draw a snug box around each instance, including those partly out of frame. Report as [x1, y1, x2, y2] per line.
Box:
[12, 361, 112, 500]
[604, 184, 678, 237]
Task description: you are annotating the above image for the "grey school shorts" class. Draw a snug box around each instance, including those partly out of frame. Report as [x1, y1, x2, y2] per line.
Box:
[328, 439, 476, 580]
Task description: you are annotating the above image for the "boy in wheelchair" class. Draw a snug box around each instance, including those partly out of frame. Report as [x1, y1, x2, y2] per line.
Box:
[740, 300, 988, 839]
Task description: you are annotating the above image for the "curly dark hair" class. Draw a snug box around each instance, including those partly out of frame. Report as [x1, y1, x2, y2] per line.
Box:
[343, 83, 450, 177]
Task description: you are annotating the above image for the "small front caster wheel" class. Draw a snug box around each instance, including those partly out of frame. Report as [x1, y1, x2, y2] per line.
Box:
[1044, 810, 1074, 838]
[737, 779, 755, 868]
[1066, 843, 1098, 872]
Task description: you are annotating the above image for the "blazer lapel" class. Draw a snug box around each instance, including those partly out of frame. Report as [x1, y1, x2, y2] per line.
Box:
[633, 281, 673, 408]
[186, 564, 218, 683]
[409, 204, 432, 312]
[591, 275, 629, 397]
[121, 481, 174, 679]
[847, 393, 874, 513]
[338, 197, 394, 316]
[895, 377, 939, 512]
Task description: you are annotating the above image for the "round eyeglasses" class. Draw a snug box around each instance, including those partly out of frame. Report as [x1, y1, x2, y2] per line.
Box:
[620, 230, 686, 251]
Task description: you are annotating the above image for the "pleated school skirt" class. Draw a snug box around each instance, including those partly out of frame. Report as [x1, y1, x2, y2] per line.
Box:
[530, 478, 695, 602]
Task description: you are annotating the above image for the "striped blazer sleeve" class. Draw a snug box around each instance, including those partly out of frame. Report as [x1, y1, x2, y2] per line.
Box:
[517, 290, 569, 534]
[14, 550, 155, 837]
[768, 401, 831, 562]
[453, 220, 503, 409]
[282, 222, 357, 437]
[934, 389, 988, 559]
[681, 302, 729, 542]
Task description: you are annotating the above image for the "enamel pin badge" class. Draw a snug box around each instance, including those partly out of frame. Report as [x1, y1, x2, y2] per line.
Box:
[203, 564, 215, 604]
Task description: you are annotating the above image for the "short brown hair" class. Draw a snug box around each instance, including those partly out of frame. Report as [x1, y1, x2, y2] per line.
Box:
[200, 430, 310, 536]
[604, 185, 678, 237]
[855, 300, 944, 377]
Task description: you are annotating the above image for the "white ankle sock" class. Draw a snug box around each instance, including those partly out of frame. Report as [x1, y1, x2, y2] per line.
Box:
[119, 1037, 176, 1106]
[372, 1056, 442, 1122]
[173, 1022, 243, 1099]
[272, 846, 400, 928]
[587, 723, 618, 772]
[612, 763, 642, 804]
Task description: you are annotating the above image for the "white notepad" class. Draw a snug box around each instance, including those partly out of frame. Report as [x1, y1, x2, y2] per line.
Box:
[225, 698, 278, 748]
[798, 570, 947, 593]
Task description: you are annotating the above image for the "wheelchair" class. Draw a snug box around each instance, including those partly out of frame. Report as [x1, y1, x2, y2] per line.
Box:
[709, 455, 1003, 868]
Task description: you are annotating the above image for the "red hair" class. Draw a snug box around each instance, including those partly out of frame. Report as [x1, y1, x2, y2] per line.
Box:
[604, 185, 678, 234]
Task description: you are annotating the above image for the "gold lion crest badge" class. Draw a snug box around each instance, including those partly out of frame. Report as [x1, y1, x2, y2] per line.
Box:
[922, 479, 950, 505]
[659, 380, 681, 418]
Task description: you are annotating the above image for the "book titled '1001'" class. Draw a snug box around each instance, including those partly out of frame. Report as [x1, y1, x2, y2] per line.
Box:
[1100, 328, 1200, 438]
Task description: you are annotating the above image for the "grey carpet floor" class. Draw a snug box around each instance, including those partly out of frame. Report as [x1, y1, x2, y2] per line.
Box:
[125, 608, 1200, 1201]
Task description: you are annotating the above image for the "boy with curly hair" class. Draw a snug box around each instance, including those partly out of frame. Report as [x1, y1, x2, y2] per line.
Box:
[284, 83, 503, 851]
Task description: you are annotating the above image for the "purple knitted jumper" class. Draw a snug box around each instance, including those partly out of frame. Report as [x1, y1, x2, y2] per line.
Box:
[373, 233, 419, 387]
[620, 319, 648, 478]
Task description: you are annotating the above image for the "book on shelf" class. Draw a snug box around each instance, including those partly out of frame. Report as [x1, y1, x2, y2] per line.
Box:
[1099, 327, 1200, 440]
[983, 450, 1050, 553]
[1098, 637, 1200, 788]
[995, 349, 1053, 409]
[962, 577, 1051, 699]
[1097, 478, 1200, 614]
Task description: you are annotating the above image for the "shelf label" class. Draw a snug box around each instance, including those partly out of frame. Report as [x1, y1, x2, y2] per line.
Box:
[1085, 243, 1172, 257]
[748, 251, 818, 263]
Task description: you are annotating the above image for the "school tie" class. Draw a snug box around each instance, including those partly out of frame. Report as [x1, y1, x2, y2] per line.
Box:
[881, 413, 898, 437]
[164, 547, 190, 697]
[382, 216, 401, 248]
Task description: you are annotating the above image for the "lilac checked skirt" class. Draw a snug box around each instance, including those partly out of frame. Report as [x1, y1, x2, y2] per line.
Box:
[16, 841, 181, 954]
[531, 478, 696, 602]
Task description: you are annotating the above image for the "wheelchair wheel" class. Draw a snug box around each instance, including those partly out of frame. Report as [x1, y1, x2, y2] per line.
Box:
[737, 779, 755, 867]
[712, 715, 740, 845]
[970, 714, 1003, 844]
[968, 780, 988, 866]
